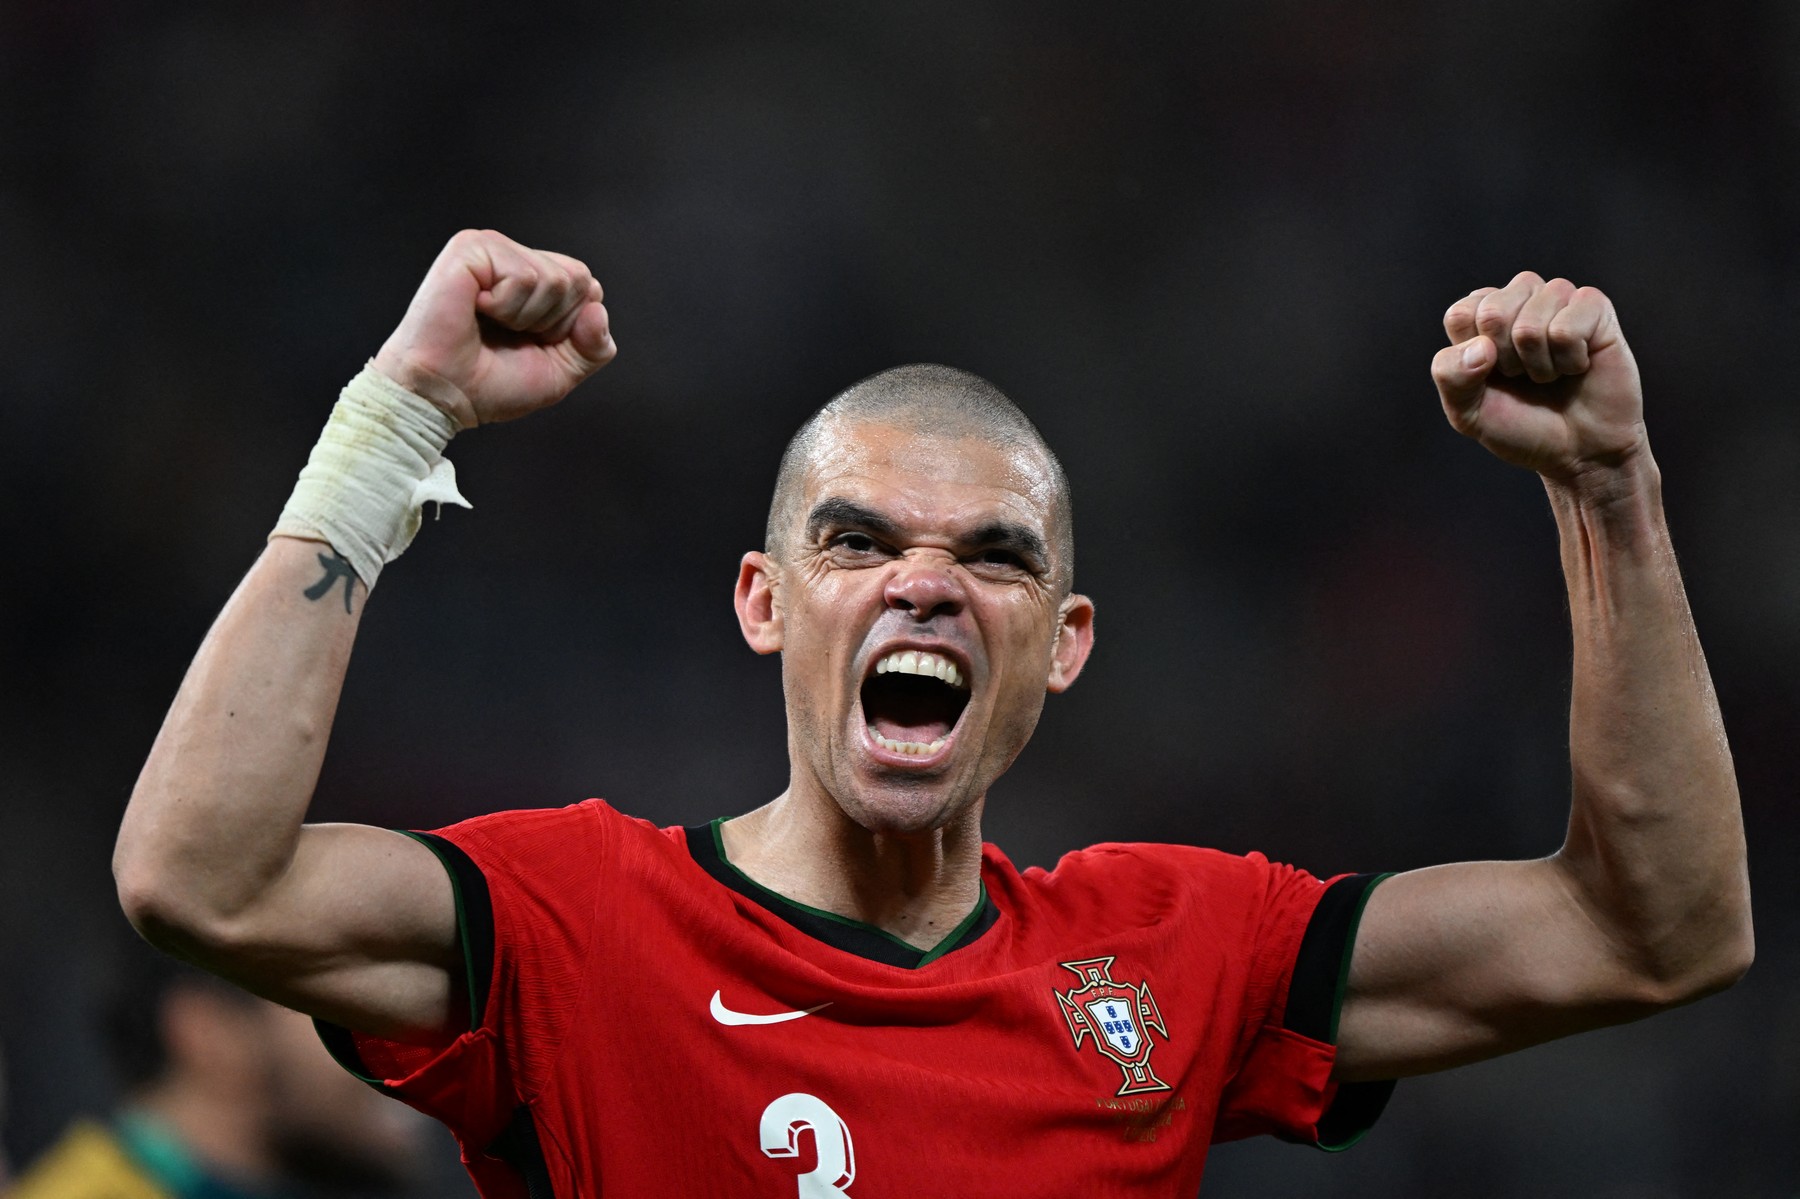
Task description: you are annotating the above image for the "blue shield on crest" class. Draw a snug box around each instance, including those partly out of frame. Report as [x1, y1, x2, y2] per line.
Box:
[1086, 998, 1143, 1059]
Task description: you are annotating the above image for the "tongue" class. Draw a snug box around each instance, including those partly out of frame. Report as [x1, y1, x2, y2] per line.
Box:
[864, 677, 958, 742]
[870, 710, 954, 742]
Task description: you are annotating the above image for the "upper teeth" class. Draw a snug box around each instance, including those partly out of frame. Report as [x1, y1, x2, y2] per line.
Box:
[873, 650, 967, 689]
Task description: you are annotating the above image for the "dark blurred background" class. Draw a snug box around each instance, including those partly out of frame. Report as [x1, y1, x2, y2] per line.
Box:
[2, 1, 1795, 1195]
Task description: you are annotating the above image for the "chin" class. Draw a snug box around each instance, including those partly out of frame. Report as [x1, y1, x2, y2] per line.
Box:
[836, 774, 976, 836]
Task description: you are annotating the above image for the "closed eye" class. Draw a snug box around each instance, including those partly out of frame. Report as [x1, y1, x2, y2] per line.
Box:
[827, 531, 892, 561]
[964, 546, 1038, 579]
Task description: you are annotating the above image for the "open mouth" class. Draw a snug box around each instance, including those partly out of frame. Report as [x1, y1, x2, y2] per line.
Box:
[859, 649, 971, 757]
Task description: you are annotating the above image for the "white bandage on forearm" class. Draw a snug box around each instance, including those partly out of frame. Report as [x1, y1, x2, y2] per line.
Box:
[269, 363, 471, 588]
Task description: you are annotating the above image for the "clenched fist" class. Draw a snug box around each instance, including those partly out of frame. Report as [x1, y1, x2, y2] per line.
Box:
[373, 229, 617, 429]
[1432, 272, 1646, 481]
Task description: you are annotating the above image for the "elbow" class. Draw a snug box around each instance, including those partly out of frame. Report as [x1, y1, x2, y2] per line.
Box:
[113, 850, 240, 960]
[1678, 884, 1756, 1002]
[114, 856, 197, 954]
[1631, 914, 1754, 1010]
[1693, 921, 1755, 997]
[115, 803, 182, 944]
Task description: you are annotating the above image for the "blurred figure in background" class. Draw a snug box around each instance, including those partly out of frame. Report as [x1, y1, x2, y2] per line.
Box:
[1, 1040, 12, 1191]
[9, 942, 424, 1199]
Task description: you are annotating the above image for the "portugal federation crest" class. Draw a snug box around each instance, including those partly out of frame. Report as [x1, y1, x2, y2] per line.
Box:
[1054, 957, 1171, 1096]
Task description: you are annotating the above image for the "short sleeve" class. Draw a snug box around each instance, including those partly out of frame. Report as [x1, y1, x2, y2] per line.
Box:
[314, 801, 611, 1158]
[1211, 870, 1396, 1150]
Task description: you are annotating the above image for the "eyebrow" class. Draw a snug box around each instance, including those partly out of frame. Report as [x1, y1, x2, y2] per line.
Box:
[804, 497, 1049, 567]
[804, 498, 902, 545]
[963, 520, 1050, 567]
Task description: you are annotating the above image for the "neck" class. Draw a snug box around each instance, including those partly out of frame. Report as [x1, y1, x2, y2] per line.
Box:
[721, 788, 986, 951]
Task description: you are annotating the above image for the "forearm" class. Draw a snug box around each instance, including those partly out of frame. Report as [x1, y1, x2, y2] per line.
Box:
[109, 233, 610, 1032]
[1549, 449, 1751, 991]
[116, 536, 365, 937]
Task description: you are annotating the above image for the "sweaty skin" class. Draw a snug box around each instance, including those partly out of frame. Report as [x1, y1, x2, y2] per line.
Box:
[1334, 274, 1750, 1079]
[115, 241, 1747, 1091]
[725, 416, 1094, 944]
[114, 231, 615, 1039]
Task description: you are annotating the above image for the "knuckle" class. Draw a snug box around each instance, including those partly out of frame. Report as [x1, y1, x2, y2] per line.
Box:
[1512, 321, 1546, 349]
[452, 228, 501, 252]
[1547, 323, 1584, 351]
[1474, 303, 1509, 334]
[1429, 346, 1462, 379]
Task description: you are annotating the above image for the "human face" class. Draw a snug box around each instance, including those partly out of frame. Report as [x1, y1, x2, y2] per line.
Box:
[737, 418, 1094, 834]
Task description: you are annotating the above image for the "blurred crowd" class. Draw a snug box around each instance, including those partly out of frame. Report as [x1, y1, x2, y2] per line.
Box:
[4, 941, 425, 1199]
[2, 1, 1794, 1195]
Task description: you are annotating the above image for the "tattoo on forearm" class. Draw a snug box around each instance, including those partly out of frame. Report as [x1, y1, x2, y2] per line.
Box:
[303, 551, 359, 613]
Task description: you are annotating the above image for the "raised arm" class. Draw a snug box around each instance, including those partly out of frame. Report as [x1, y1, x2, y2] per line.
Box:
[1332, 273, 1752, 1081]
[114, 230, 615, 1040]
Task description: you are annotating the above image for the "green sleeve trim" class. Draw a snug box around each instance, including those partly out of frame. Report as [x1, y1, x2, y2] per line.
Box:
[311, 828, 485, 1091]
[1315, 871, 1398, 1153]
[398, 830, 482, 1031]
[1328, 871, 1395, 1043]
[313, 1017, 386, 1087]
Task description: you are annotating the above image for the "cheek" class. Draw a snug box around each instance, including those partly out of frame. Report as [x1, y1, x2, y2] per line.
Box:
[779, 626, 853, 735]
[988, 597, 1060, 668]
[786, 580, 876, 679]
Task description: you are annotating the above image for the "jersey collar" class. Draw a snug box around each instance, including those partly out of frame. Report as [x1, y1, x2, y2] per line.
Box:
[684, 819, 999, 968]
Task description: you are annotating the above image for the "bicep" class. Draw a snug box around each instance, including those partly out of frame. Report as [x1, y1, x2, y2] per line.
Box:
[1332, 858, 1663, 1082]
[161, 823, 464, 1041]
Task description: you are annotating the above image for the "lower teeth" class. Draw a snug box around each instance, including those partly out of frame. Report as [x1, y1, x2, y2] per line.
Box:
[870, 728, 947, 756]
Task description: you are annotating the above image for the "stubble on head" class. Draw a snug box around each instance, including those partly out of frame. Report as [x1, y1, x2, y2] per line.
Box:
[752, 365, 1089, 840]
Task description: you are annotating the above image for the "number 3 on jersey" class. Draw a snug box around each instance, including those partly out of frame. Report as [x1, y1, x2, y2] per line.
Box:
[759, 1093, 856, 1198]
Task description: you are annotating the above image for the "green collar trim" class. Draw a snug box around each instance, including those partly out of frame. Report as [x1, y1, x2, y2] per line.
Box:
[706, 818, 990, 967]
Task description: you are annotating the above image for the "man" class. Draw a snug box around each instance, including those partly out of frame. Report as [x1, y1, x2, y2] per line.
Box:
[113, 230, 1751, 1196]
[9, 943, 424, 1199]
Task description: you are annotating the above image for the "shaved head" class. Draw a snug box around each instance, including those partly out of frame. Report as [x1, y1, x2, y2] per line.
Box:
[766, 364, 1074, 585]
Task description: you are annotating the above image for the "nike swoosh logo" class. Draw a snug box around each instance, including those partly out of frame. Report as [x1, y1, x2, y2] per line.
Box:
[710, 990, 832, 1026]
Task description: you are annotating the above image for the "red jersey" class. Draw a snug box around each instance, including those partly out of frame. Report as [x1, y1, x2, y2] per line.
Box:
[319, 800, 1392, 1198]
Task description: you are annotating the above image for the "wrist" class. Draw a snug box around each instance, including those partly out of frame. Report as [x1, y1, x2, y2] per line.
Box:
[1544, 438, 1661, 508]
[269, 364, 471, 589]
[371, 346, 477, 430]
[1543, 443, 1666, 549]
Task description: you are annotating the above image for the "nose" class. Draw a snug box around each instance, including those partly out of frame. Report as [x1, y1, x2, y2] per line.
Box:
[884, 551, 966, 621]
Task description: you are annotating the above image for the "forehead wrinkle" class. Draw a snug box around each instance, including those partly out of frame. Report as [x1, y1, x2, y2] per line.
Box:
[805, 423, 1054, 514]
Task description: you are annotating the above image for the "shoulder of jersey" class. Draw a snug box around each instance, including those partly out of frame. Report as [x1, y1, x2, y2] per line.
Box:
[1028, 840, 1260, 885]
[1009, 841, 1274, 925]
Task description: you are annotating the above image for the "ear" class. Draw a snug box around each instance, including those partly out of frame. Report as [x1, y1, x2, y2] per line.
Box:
[1046, 593, 1094, 693]
[734, 551, 783, 655]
